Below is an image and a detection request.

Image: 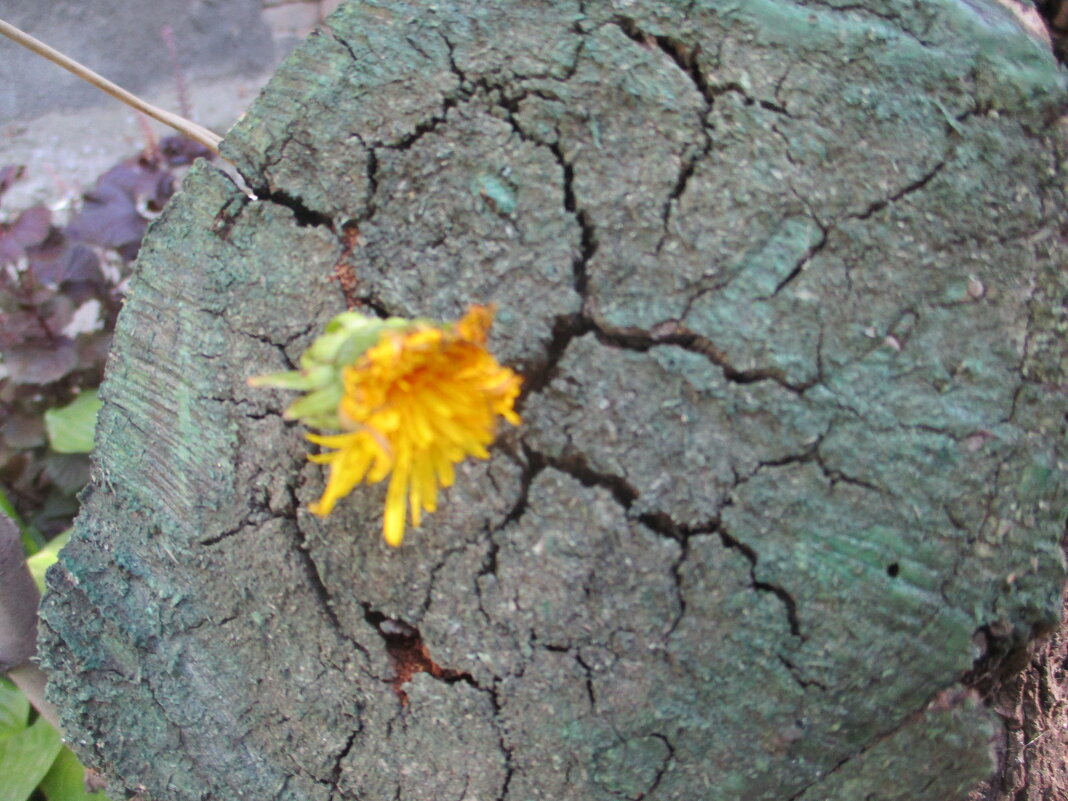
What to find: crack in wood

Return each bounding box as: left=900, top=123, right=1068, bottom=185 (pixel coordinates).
left=360, top=605, right=481, bottom=705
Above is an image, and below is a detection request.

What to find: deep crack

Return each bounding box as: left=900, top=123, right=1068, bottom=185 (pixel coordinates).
left=360, top=606, right=481, bottom=704
left=543, top=451, right=639, bottom=511
left=574, top=651, right=597, bottom=708
left=383, top=95, right=461, bottom=150
left=766, top=222, right=829, bottom=298
left=719, top=525, right=804, bottom=639
left=326, top=727, right=360, bottom=801
left=288, top=501, right=343, bottom=633
left=544, top=139, right=597, bottom=297
left=853, top=160, right=947, bottom=221
left=666, top=535, right=692, bottom=637
left=485, top=679, right=515, bottom=801
left=516, top=313, right=591, bottom=403
left=261, top=188, right=335, bottom=229
left=612, top=17, right=718, bottom=250
left=613, top=17, right=712, bottom=105
left=590, top=318, right=817, bottom=393
left=531, top=449, right=718, bottom=549
left=779, top=653, right=828, bottom=692
left=645, top=732, right=676, bottom=798
left=490, top=445, right=546, bottom=537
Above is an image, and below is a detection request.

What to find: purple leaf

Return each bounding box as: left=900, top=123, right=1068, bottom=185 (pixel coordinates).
left=0, top=201, right=50, bottom=264
left=76, top=332, right=112, bottom=376
left=65, top=157, right=175, bottom=260
left=0, top=512, right=39, bottom=671
left=28, top=240, right=102, bottom=288
left=160, top=135, right=214, bottom=166
left=3, top=340, right=78, bottom=385
left=0, top=310, right=50, bottom=348
left=0, top=233, right=21, bottom=266
left=0, top=206, right=52, bottom=265
left=65, top=186, right=146, bottom=256
left=2, top=414, right=45, bottom=450
left=43, top=453, right=91, bottom=494
left=0, top=165, right=25, bottom=204
left=41, top=295, right=75, bottom=336
left=11, top=206, right=51, bottom=247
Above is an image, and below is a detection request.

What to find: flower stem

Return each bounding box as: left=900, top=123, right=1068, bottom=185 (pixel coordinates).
left=0, top=18, right=222, bottom=155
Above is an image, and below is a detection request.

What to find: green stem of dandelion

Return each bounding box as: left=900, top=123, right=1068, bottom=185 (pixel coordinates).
left=0, top=17, right=222, bottom=155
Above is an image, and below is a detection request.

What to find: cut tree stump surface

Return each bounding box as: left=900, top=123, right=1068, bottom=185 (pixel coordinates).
left=39, top=2, right=1068, bottom=800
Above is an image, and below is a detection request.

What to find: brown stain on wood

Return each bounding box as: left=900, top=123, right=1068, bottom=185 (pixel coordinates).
left=377, top=618, right=475, bottom=705
left=332, top=221, right=362, bottom=309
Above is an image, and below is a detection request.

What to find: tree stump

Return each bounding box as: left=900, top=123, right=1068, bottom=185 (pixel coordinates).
left=39, top=2, right=1068, bottom=800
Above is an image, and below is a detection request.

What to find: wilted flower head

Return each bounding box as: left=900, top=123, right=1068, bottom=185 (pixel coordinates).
left=251, top=305, right=521, bottom=547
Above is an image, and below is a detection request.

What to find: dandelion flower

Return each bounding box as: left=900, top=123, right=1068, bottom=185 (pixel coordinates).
left=300, top=305, right=521, bottom=546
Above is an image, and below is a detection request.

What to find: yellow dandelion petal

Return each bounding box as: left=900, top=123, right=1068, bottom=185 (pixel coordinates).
left=307, top=431, right=358, bottom=449
left=384, top=469, right=408, bottom=547
left=432, top=447, right=456, bottom=489
left=404, top=403, right=436, bottom=448
left=455, top=304, right=492, bottom=343
left=308, top=430, right=387, bottom=516
left=413, top=453, right=438, bottom=514
left=409, top=458, right=432, bottom=531
left=366, top=448, right=393, bottom=484
left=307, top=304, right=521, bottom=546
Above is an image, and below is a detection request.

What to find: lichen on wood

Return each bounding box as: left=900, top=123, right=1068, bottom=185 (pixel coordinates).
left=38, top=2, right=1068, bottom=800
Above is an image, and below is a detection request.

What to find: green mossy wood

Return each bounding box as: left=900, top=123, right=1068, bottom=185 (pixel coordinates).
left=38, top=2, right=1067, bottom=800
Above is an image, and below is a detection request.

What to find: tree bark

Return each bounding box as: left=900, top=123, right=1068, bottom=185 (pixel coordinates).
left=39, top=2, right=1068, bottom=800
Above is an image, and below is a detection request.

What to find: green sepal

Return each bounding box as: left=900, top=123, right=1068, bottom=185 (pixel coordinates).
left=283, top=385, right=344, bottom=430
left=249, top=311, right=425, bottom=431
left=248, top=364, right=334, bottom=392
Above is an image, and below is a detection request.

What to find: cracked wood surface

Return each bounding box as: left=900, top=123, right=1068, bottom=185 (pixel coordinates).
left=37, top=2, right=1068, bottom=800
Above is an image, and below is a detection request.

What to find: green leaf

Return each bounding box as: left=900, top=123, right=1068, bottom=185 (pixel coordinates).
left=26, top=530, right=71, bottom=594
left=44, top=391, right=102, bottom=454
left=0, top=489, right=45, bottom=555
left=0, top=715, right=63, bottom=801
left=40, top=746, right=111, bottom=801
left=0, top=679, right=30, bottom=737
